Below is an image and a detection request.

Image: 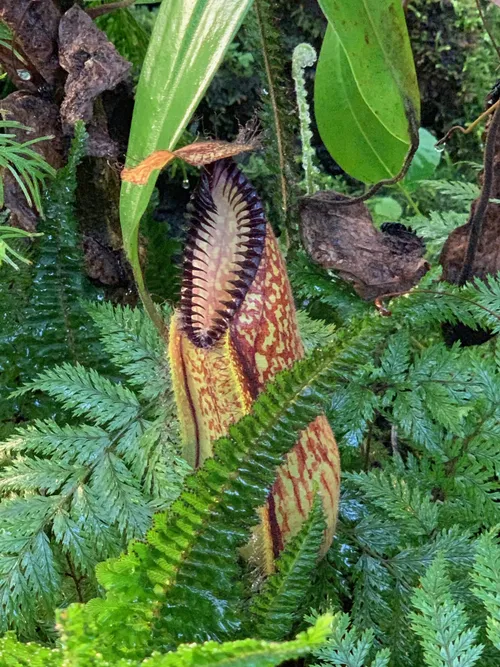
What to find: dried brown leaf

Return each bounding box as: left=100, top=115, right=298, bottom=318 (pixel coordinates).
left=300, top=191, right=429, bottom=300
left=121, top=140, right=257, bottom=185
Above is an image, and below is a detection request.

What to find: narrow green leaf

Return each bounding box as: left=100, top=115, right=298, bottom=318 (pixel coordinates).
left=248, top=494, right=326, bottom=641
left=119, top=0, right=254, bottom=277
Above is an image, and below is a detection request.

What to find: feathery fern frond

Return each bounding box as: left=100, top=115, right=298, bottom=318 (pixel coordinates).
left=0, top=121, right=104, bottom=438
left=14, top=363, right=142, bottom=430
left=471, top=529, right=500, bottom=650
left=0, top=632, right=62, bottom=667
left=420, top=180, right=479, bottom=207
left=60, top=320, right=375, bottom=659
left=0, top=303, right=187, bottom=636
left=346, top=470, right=439, bottom=538
left=311, top=611, right=391, bottom=667
left=0, top=119, right=55, bottom=213
left=410, top=554, right=484, bottom=667
left=86, top=301, right=171, bottom=400
left=296, top=310, right=337, bottom=354
left=248, top=494, right=326, bottom=641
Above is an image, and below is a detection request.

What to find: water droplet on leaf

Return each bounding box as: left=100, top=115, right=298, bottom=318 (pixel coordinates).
left=16, top=69, right=31, bottom=81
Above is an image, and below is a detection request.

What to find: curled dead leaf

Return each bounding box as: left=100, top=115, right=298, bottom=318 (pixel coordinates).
left=299, top=191, right=429, bottom=300
left=121, top=140, right=258, bottom=185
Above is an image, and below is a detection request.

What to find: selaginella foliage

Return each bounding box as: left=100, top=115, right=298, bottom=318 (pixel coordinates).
left=3, top=255, right=500, bottom=664
left=0, top=298, right=188, bottom=638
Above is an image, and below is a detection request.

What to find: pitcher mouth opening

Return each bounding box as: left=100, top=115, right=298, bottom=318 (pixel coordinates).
left=180, top=159, right=267, bottom=349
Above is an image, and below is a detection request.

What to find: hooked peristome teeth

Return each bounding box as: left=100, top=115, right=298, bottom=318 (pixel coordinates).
left=180, top=159, right=267, bottom=349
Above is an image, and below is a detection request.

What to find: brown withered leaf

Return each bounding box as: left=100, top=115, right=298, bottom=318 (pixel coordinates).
left=0, top=0, right=61, bottom=90
left=1, top=92, right=64, bottom=231
left=440, top=127, right=500, bottom=284
left=58, top=6, right=131, bottom=128
left=299, top=192, right=429, bottom=300
left=439, top=206, right=500, bottom=284
left=121, top=140, right=258, bottom=185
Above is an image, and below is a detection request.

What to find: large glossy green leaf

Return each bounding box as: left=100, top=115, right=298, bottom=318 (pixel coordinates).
left=119, top=0, right=253, bottom=280
left=315, top=26, right=409, bottom=183
left=317, top=0, right=419, bottom=143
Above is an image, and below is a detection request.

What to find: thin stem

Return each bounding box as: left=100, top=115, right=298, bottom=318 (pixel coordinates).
left=374, top=288, right=500, bottom=324
left=475, top=0, right=500, bottom=62
left=65, top=553, right=84, bottom=603
left=396, top=182, right=421, bottom=216
left=132, top=263, right=168, bottom=341
left=254, top=1, right=288, bottom=221
left=458, top=107, right=500, bottom=285
left=363, top=422, right=373, bottom=471
left=86, top=0, right=136, bottom=19
left=436, top=98, right=500, bottom=147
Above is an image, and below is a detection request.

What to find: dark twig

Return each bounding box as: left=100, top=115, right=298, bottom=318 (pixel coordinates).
left=475, top=0, right=500, bottom=62
left=86, top=0, right=136, bottom=19
left=331, top=125, right=419, bottom=206
left=459, top=106, right=500, bottom=285
left=436, top=98, right=500, bottom=147
left=65, top=553, right=84, bottom=603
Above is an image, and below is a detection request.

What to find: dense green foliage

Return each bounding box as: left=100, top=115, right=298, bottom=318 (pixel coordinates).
left=2, top=0, right=500, bottom=665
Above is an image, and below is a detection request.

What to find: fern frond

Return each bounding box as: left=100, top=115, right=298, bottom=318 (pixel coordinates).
left=86, top=302, right=171, bottom=400
left=0, top=120, right=55, bottom=213
left=14, top=363, right=141, bottom=430
left=345, top=470, right=439, bottom=538
left=57, top=606, right=332, bottom=667
left=146, top=614, right=333, bottom=667
left=0, top=223, right=41, bottom=270
left=248, top=494, right=326, bottom=641
left=0, top=303, right=186, bottom=634
left=311, top=611, right=391, bottom=667
left=471, top=529, right=500, bottom=650
left=421, top=180, right=479, bottom=207
left=410, top=554, right=484, bottom=667
left=0, top=121, right=104, bottom=436
left=296, top=310, right=337, bottom=354
left=61, top=322, right=374, bottom=659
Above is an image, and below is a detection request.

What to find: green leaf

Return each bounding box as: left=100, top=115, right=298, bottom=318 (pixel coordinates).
left=248, top=494, right=327, bottom=641
left=404, top=129, right=442, bottom=186
left=410, top=554, right=484, bottom=667
left=119, top=0, right=254, bottom=279
left=143, top=614, right=333, bottom=667
left=370, top=197, right=403, bottom=222
left=0, top=632, right=62, bottom=666
left=317, top=0, right=420, bottom=143
left=314, top=0, right=420, bottom=184
left=315, top=26, right=410, bottom=183
left=471, top=529, right=500, bottom=650
left=312, top=611, right=390, bottom=667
